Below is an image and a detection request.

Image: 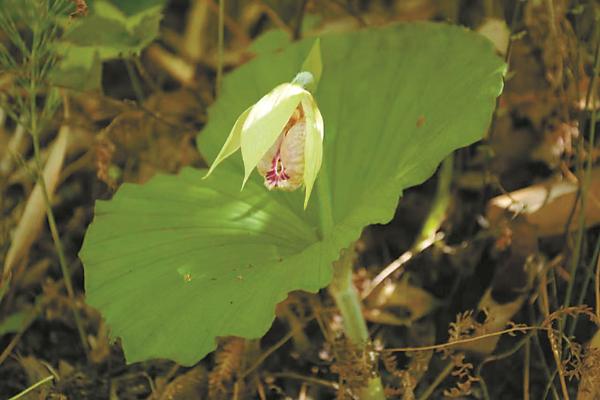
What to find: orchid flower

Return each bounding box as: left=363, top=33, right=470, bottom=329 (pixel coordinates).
left=205, top=40, right=323, bottom=208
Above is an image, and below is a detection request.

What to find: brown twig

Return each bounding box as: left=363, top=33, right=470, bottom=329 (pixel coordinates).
left=240, top=322, right=308, bottom=379
left=268, top=372, right=339, bottom=390
left=253, top=0, right=293, bottom=37
left=204, top=0, right=251, bottom=46
left=292, top=0, right=309, bottom=40
left=385, top=326, right=538, bottom=354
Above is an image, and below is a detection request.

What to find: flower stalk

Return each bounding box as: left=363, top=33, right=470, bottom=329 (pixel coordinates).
left=329, top=247, right=386, bottom=400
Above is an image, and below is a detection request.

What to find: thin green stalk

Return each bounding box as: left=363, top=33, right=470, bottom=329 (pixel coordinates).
left=26, top=5, right=88, bottom=354
left=31, top=134, right=88, bottom=353
left=125, top=59, right=145, bottom=103
left=547, top=324, right=569, bottom=400
left=542, top=369, right=559, bottom=400
left=216, top=0, right=224, bottom=96
left=597, top=247, right=600, bottom=321
left=563, top=29, right=600, bottom=314
left=479, top=377, right=491, bottom=400
left=416, top=361, right=453, bottom=400
left=567, top=234, right=600, bottom=337
left=524, top=338, right=530, bottom=400
left=362, top=154, right=453, bottom=300
left=8, top=375, right=54, bottom=400
left=329, top=248, right=385, bottom=400
left=414, top=154, right=452, bottom=251
left=330, top=251, right=368, bottom=341
left=532, top=329, right=560, bottom=400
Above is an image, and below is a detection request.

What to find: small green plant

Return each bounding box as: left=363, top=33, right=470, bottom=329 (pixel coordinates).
left=0, top=0, right=87, bottom=349
left=79, top=20, right=505, bottom=398
left=0, top=0, right=171, bottom=359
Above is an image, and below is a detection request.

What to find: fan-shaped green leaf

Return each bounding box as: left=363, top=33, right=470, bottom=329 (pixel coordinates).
left=82, top=168, right=341, bottom=365
left=80, top=23, right=504, bottom=365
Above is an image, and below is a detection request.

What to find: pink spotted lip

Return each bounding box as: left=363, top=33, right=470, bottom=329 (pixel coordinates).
left=257, top=106, right=306, bottom=191
left=263, top=150, right=290, bottom=188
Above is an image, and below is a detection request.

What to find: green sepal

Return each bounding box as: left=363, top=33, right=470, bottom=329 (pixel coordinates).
left=204, top=106, right=251, bottom=178
left=302, top=97, right=324, bottom=208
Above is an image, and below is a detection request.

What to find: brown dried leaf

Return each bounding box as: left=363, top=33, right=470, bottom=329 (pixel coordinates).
left=17, top=355, right=54, bottom=399
left=88, top=320, right=111, bottom=364
left=149, top=366, right=206, bottom=400
left=208, top=337, right=245, bottom=400
left=577, top=330, right=600, bottom=400
left=3, top=126, right=69, bottom=277
left=364, top=277, right=438, bottom=326
left=477, top=18, right=510, bottom=55
left=487, top=168, right=600, bottom=237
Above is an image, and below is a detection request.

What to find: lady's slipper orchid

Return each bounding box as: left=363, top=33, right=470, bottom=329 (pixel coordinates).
left=205, top=41, right=324, bottom=208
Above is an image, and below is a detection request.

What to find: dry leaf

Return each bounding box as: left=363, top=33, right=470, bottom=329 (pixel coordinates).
left=477, top=18, right=510, bottom=55
left=577, top=330, right=600, bottom=400
left=487, top=168, right=600, bottom=237
left=154, top=366, right=206, bottom=400
left=17, top=355, right=54, bottom=400
left=364, top=277, right=438, bottom=326
left=3, top=126, right=69, bottom=278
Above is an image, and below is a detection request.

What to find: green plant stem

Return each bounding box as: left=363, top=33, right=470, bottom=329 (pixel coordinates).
left=563, top=30, right=600, bottom=314
left=329, top=248, right=385, bottom=400
left=414, top=154, right=452, bottom=250
left=417, top=361, right=453, bottom=400
left=330, top=255, right=368, bottom=341
left=528, top=306, right=560, bottom=400
left=31, top=135, right=88, bottom=354
left=8, top=375, right=54, bottom=400
left=542, top=369, right=559, bottom=400
left=125, top=58, right=145, bottom=103
left=362, top=154, right=453, bottom=300
left=547, top=325, right=569, bottom=400
left=524, top=338, right=530, bottom=400
left=480, top=377, right=491, bottom=400
left=27, top=16, right=88, bottom=354
left=567, top=234, right=600, bottom=337
left=597, top=247, right=600, bottom=322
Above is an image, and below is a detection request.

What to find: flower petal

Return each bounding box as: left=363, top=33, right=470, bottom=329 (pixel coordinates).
left=240, top=83, right=308, bottom=187
left=302, top=97, right=324, bottom=208
left=204, top=106, right=252, bottom=178
left=280, top=120, right=306, bottom=188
